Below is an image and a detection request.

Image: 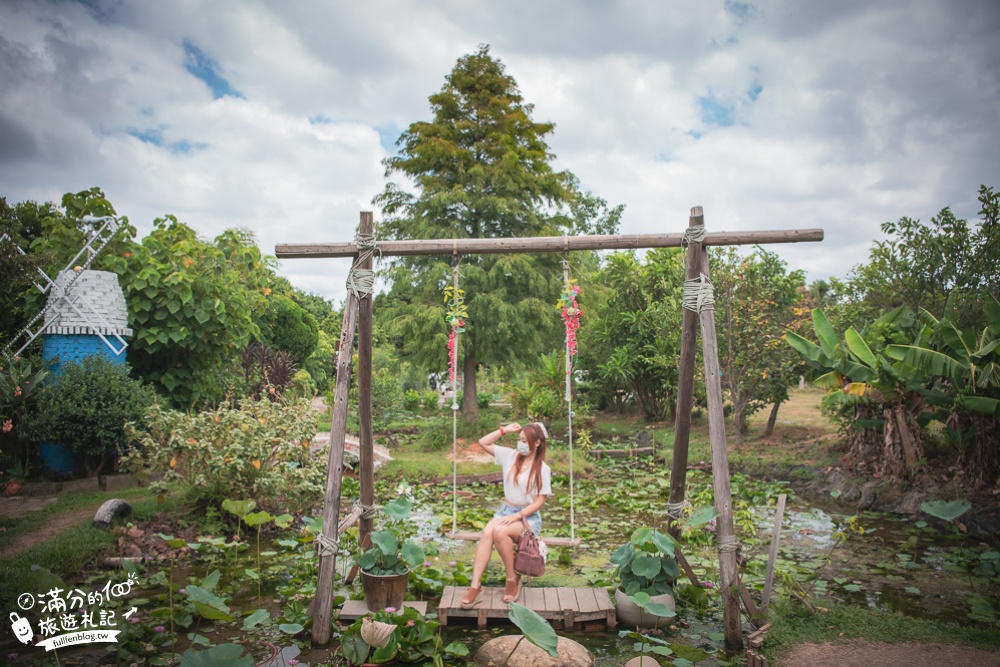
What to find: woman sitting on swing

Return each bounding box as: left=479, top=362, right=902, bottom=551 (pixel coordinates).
left=460, top=421, right=552, bottom=608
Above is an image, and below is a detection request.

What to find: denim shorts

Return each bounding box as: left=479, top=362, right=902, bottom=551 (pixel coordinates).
left=495, top=502, right=542, bottom=536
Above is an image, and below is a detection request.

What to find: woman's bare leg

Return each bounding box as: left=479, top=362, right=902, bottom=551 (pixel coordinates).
left=494, top=520, right=524, bottom=580
left=470, top=518, right=501, bottom=587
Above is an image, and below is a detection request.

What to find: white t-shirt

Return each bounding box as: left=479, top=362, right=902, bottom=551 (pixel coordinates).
left=494, top=446, right=552, bottom=507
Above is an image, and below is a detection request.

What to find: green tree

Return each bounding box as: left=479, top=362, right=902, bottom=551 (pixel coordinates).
left=712, top=247, right=806, bottom=445
left=104, top=218, right=272, bottom=407
left=585, top=249, right=685, bottom=421
left=374, top=45, right=620, bottom=419
left=886, top=293, right=1000, bottom=487
left=257, top=294, right=319, bottom=365
left=787, top=308, right=930, bottom=481
left=843, top=185, right=999, bottom=328
left=0, top=198, right=52, bottom=346
left=25, top=357, right=155, bottom=477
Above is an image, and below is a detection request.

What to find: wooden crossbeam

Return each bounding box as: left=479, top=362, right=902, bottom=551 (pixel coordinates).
left=444, top=530, right=581, bottom=547
left=276, top=229, right=823, bottom=259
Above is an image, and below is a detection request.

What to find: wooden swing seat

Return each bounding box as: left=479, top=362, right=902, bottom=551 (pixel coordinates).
left=444, top=530, right=581, bottom=547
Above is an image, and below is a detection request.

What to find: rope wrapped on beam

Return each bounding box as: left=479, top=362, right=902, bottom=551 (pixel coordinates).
left=682, top=225, right=707, bottom=248
left=346, top=232, right=379, bottom=300
left=666, top=499, right=690, bottom=519
left=315, top=533, right=340, bottom=557
left=354, top=501, right=379, bottom=521
left=717, top=535, right=741, bottom=553
left=683, top=274, right=715, bottom=313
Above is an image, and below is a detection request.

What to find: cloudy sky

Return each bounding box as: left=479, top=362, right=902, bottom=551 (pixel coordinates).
left=1, top=0, right=997, bottom=304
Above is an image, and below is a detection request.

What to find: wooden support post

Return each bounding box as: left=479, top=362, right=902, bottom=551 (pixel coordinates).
left=694, top=211, right=743, bottom=650
left=357, top=211, right=376, bottom=564
left=668, top=207, right=706, bottom=537
left=310, top=213, right=371, bottom=647
left=761, top=493, right=786, bottom=618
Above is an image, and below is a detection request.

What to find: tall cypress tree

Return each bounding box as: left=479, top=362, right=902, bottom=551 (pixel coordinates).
left=375, top=45, right=619, bottom=419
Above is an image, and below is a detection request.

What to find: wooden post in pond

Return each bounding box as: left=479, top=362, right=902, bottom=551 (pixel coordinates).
left=310, top=213, right=373, bottom=647
left=667, top=207, right=707, bottom=538
left=689, top=213, right=743, bottom=650
left=357, top=211, right=376, bottom=564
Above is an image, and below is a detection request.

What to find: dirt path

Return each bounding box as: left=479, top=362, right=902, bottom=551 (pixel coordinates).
left=778, top=641, right=1000, bottom=666
left=0, top=501, right=99, bottom=558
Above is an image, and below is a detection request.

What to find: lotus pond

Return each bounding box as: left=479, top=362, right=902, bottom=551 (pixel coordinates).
left=5, top=451, right=998, bottom=666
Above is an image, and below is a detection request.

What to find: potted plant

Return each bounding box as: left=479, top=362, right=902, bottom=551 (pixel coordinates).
left=356, top=497, right=426, bottom=612
left=610, top=526, right=680, bottom=627
left=3, top=458, right=29, bottom=496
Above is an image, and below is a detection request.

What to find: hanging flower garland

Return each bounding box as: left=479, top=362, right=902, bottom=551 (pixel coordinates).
left=559, top=279, right=582, bottom=358
left=443, top=284, right=467, bottom=385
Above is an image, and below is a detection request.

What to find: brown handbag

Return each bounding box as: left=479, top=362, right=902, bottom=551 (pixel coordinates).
left=514, top=528, right=545, bottom=577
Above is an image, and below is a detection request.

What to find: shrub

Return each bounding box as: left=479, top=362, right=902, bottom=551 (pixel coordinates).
left=422, top=391, right=439, bottom=411
left=25, top=357, right=154, bottom=476
left=477, top=392, right=491, bottom=409
left=403, top=389, right=422, bottom=412
left=528, top=387, right=560, bottom=421
left=419, top=413, right=505, bottom=452
left=121, top=397, right=327, bottom=513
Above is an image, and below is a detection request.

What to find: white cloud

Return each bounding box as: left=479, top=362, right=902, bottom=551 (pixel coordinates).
left=1, top=0, right=997, bottom=307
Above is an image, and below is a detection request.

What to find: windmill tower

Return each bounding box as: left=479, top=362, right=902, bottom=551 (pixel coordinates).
left=2, top=215, right=132, bottom=474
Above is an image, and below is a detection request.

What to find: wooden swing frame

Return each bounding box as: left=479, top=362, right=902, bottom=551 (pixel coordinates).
left=276, top=210, right=823, bottom=649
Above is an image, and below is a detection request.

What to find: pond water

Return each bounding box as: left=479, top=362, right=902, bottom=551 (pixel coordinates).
left=7, top=459, right=996, bottom=666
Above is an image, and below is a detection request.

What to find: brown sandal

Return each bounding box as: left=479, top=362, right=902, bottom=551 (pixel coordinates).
left=460, top=585, right=483, bottom=608
left=502, top=576, right=522, bottom=604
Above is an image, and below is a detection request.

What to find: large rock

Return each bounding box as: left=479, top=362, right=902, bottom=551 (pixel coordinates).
left=475, top=635, right=594, bottom=667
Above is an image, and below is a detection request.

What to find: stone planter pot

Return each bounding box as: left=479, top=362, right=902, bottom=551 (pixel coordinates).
left=614, top=588, right=675, bottom=628
left=360, top=570, right=409, bottom=612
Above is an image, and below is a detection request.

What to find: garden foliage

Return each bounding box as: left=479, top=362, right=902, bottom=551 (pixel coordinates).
left=122, top=397, right=326, bottom=513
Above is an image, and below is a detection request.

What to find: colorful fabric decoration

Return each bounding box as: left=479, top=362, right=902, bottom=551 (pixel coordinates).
left=443, top=284, right=467, bottom=385
left=559, top=280, right=582, bottom=358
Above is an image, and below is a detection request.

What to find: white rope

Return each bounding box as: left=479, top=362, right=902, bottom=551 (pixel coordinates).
left=666, top=500, right=689, bottom=519
left=346, top=232, right=379, bottom=300
left=683, top=273, right=715, bottom=313
left=315, top=532, right=340, bottom=557
left=682, top=224, right=707, bottom=248
left=563, top=260, right=576, bottom=545
left=717, top=535, right=741, bottom=553
left=451, top=262, right=460, bottom=535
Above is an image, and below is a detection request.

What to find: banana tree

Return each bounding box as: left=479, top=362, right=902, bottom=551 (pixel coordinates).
left=786, top=307, right=930, bottom=480
left=885, top=292, right=1000, bottom=486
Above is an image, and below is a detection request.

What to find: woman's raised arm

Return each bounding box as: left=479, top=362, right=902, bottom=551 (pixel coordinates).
left=477, top=422, right=521, bottom=456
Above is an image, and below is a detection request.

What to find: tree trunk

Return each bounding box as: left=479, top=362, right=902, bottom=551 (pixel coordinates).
left=462, top=352, right=479, bottom=420
left=732, top=390, right=748, bottom=447
left=879, top=403, right=923, bottom=481
left=763, top=402, right=780, bottom=437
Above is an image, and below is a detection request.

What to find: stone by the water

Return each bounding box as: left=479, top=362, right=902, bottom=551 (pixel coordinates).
left=625, top=657, right=662, bottom=667
left=474, top=635, right=594, bottom=667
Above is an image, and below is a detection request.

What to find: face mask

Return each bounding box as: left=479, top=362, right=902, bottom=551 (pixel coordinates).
left=517, top=441, right=531, bottom=456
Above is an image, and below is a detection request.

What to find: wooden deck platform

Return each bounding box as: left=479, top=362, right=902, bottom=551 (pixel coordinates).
left=338, top=600, right=428, bottom=622
left=438, top=585, right=615, bottom=631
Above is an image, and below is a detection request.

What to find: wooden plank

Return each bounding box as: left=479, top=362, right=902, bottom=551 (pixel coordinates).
left=575, top=588, right=601, bottom=615
left=696, top=234, right=743, bottom=651
left=748, top=622, right=773, bottom=649
left=523, top=586, right=544, bottom=612
left=675, top=547, right=702, bottom=588
left=444, top=531, right=581, bottom=547
left=357, top=210, right=375, bottom=563
left=310, top=214, right=368, bottom=647
left=276, top=228, right=825, bottom=259
left=668, top=208, right=706, bottom=538
left=428, top=471, right=504, bottom=485
left=739, top=586, right=760, bottom=619
left=761, top=494, right=786, bottom=618
left=543, top=587, right=560, bottom=613
left=556, top=587, right=577, bottom=630
left=339, top=600, right=427, bottom=621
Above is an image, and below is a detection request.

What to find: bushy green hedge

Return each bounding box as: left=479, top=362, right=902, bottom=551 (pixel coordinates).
left=25, top=357, right=154, bottom=476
